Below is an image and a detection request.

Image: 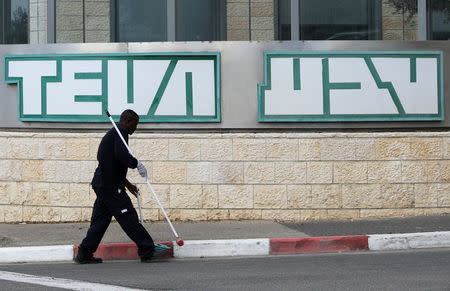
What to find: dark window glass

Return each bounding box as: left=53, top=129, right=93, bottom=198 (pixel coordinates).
left=276, top=0, right=291, bottom=40
left=175, top=0, right=226, bottom=41
left=116, top=0, right=167, bottom=42
left=299, top=0, right=381, bottom=40
left=428, top=0, right=450, bottom=40
left=1, top=0, right=29, bottom=44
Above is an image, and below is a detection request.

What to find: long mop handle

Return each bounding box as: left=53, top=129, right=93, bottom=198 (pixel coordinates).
left=145, top=178, right=179, bottom=238
left=105, top=111, right=184, bottom=246
left=136, top=186, right=144, bottom=225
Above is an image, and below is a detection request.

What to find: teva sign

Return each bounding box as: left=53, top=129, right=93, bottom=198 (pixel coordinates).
left=4, top=53, right=220, bottom=122
left=258, top=51, right=444, bottom=122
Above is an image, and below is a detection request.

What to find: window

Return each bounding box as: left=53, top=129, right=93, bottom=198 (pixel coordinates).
left=300, top=0, right=382, bottom=40
left=428, top=0, right=450, bottom=40
left=276, top=0, right=291, bottom=40
left=176, top=0, right=226, bottom=41
left=115, top=0, right=167, bottom=42
left=114, top=0, right=226, bottom=42
left=0, top=0, right=28, bottom=44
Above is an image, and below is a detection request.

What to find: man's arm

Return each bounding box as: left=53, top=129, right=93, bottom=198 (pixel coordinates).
left=113, top=129, right=138, bottom=169
left=125, top=178, right=138, bottom=197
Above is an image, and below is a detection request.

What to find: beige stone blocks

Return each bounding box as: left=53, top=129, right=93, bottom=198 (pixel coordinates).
left=152, top=162, right=186, bottom=184
left=254, top=185, right=287, bottom=208
left=219, top=185, right=253, bottom=208
left=0, top=131, right=448, bottom=222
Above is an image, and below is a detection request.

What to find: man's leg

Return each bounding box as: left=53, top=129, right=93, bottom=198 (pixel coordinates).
left=76, top=188, right=112, bottom=263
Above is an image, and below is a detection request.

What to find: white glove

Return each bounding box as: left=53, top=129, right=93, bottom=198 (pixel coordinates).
left=137, top=161, right=147, bottom=178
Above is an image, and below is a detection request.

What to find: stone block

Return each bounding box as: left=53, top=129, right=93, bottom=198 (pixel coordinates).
left=368, top=161, right=401, bottom=183
left=310, top=184, right=342, bottom=208
left=300, top=210, right=328, bottom=221
left=0, top=160, right=22, bottom=181
left=227, top=2, right=249, bottom=17
left=227, top=16, right=249, bottom=30
left=414, top=184, right=438, bottom=207
left=10, top=182, right=32, bottom=205
left=251, top=17, right=273, bottom=30
left=261, top=209, right=300, bottom=221
left=227, top=29, right=249, bottom=41
left=187, top=162, right=211, bottom=184
left=266, top=139, right=298, bottom=160
left=320, top=138, right=355, bottom=160
left=38, top=138, right=66, bottom=159
left=360, top=208, right=421, bottom=219
left=49, top=183, right=70, bottom=206
left=153, top=162, right=186, bottom=184
left=436, top=184, right=450, bottom=207
left=169, top=139, right=201, bottom=160
left=426, top=161, right=450, bottom=182
left=56, top=30, right=83, bottom=43
left=334, top=162, right=368, bottom=183
left=56, top=15, right=83, bottom=30
left=382, top=30, right=403, bottom=40
left=232, top=139, right=266, bottom=160
left=254, top=185, right=287, bottom=208
left=170, top=185, right=203, bottom=208
left=23, top=206, right=44, bottom=222
left=327, top=210, right=359, bottom=220
left=66, top=138, right=90, bottom=160
left=61, top=207, right=82, bottom=222
left=22, top=160, right=43, bottom=181
left=286, top=184, right=311, bottom=208
left=229, top=209, right=262, bottom=220
left=134, top=139, right=169, bottom=161
left=29, top=182, right=50, bottom=205
left=166, top=209, right=208, bottom=221
left=443, top=138, right=450, bottom=159
left=206, top=209, right=230, bottom=221
left=218, top=185, right=253, bottom=208
left=85, top=30, right=110, bottom=43
left=0, top=182, right=14, bottom=203
left=141, top=208, right=159, bottom=221
left=342, top=184, right=380, bottom=208
left=85, top=1, right=109, bottom=16
left=81, top=207, right=93, bottom=221
left=43, top=207, right=61, bottom=222
left=251, top=29, right=274, bottom=41
left=274, top=162, right=306, bottom=184
left=244, top=162, right=274, bottom=183
left=211, top=162, right=243, bottom=184
left=422, top=208, right=450, bottom=216
left=409, top=138, right=442, bottom=159
left=379, top=184, right=415, bottom=208
left=401, top=161, right=427, bottom=183
left=56, top=0, right=83, bottom=15
left=354, top=139, right=376, bottom=160
left=298, top=139, right=321, bottom=161
left=141, top=184, right=169, bottom=209
left=201, top=139, right=233, bottom=161
left=8, top=138, right=39, bottom=159
left=4, top=205, right=22, bottom=222
left=69, top=183, right=90, bottom=206
left=85, top=16, right=110, bottom=31
left=202, top=185, right=219, bottom=208
left=251, top=2, right=274, bottom=17
left=306, top=162, right=333, bottom=184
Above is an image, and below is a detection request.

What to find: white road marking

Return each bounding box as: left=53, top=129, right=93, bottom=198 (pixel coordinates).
left=0, top=270, right=145, bottom=291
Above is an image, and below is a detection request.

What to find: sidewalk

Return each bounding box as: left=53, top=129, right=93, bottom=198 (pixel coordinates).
left=0, top=215, right=449, bottom=263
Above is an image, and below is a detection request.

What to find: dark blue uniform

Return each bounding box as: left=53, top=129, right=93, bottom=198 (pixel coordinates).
left=78, top=124, right=155, bottom=260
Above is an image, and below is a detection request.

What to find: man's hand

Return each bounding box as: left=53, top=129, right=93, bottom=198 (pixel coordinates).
left=126, top=183, right=139, bottom=197
left=137, top=161, right=147, bottom=178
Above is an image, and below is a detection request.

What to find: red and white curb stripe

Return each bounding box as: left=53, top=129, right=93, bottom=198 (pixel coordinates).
left=1, top=231, right=449, bottom=263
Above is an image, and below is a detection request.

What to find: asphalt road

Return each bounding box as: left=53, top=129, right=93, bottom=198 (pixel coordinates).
left=0, top=249, right=449, bottom=290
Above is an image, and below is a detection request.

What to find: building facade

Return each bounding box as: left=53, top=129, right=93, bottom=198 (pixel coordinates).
left=0, top=0, right=449, bottom=223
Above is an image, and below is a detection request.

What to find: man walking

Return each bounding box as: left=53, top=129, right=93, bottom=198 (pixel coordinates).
left=75, top=109, right=168, bottom=264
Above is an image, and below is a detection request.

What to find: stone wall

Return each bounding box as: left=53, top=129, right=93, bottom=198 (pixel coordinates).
left=0, top=131, right=448, bottom=223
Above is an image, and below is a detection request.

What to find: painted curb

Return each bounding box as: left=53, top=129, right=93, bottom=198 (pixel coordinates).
left=368, top=231, right=450, bottom=250
left=270, top=236, right=369, bottom=255
left=1, top=231, right=450, bottom=263
left=0, top=245, right=74, bottom=263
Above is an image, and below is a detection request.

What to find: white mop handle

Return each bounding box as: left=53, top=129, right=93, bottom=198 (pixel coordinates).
left=136, top=188, right=144, bottom=225
left=105, top=111, right=133, bottom=155
left=145, top=178, right=179, bottom=238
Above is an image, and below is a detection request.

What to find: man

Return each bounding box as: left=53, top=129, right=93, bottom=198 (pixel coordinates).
left=75, top=109, right=168, bottom=264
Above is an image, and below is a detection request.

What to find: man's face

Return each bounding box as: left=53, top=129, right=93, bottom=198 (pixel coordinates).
left=122, top=119, right=138, bottom=135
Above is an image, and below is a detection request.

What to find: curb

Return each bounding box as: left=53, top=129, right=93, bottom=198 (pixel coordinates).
left=1, top=231, right=449, bottom=263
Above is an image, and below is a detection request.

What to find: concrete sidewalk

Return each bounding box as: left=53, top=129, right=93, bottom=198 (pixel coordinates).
left=0, top=215, right=449, bottom=263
